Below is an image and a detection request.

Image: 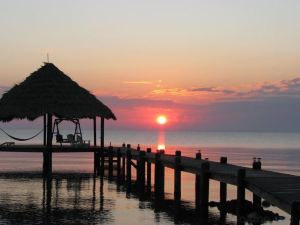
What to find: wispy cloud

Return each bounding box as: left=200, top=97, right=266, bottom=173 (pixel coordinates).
left=123, top=81, right=153, bottom=85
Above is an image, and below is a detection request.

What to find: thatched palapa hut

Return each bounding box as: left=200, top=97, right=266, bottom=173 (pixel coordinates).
left=0, top=63, right=116, bottom=147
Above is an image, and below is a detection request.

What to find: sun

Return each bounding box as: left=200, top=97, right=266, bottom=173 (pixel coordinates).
left=156, top=115, right=167, bottom=125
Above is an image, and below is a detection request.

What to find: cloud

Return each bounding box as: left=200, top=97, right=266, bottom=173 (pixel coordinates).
left=123, top=81, right=153, bottom=85
left=190, top=87, right=237, bottom=95
left=187, top=77, right=300, bottom=101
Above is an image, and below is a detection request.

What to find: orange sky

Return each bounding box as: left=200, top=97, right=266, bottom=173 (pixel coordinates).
left=1, top=1, right=300, bottom=131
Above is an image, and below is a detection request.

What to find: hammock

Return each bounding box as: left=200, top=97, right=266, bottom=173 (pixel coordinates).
left=0, top=127, right=44, bottom=141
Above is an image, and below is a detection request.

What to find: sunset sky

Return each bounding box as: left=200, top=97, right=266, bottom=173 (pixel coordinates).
left=1, top=0, right=300, bottom=131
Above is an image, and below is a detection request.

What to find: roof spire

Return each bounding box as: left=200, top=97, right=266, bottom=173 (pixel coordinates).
left=46, top=53, right=50, bottom=63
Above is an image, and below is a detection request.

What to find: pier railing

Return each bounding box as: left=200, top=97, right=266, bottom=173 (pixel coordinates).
left=100, top=145, right=300, bottom=225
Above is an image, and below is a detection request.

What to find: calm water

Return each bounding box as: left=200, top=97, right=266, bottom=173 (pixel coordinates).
left=0, top=129, right=299, bottom=224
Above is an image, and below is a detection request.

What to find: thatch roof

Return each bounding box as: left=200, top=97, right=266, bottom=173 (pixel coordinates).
left=0, top=63, right=116, bottom=122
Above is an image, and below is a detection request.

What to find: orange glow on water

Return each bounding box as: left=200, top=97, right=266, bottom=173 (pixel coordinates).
left=156, top=115, right=167, bottom=125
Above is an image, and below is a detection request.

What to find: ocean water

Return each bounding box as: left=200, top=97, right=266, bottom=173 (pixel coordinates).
left=0, top=129, right=299, bottom=224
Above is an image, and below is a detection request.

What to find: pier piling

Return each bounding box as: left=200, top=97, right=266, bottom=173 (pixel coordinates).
left=146, top=148, right=152, bottom=193
left=197, top=162, right=210, bottom=213
left=126, top=144, right=132, bottom=190
left=108, top=146, right=113, bottom=178
left=237, top=169, right=246, bottom=215
left=174, top=150, right=182, bottom=204
left=252, top=158, right=262, bottom=207
left=291, top=202, right=300, bottom=225
left=117, top=148, right=121, bottom=180
left=220, top=157, right=227, bottom=205
left=155, top=151, right=165, bottom=199
left=137, top=151, right=146, bottom=191
left=195, top=152, right=202, bottom=210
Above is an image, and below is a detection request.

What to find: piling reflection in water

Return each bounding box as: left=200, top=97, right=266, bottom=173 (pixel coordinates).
left=0, top=173, right=113, bottom=225
left=0, top=172, right=237, bottom=225
left=0, top=170, right=287, bottom=225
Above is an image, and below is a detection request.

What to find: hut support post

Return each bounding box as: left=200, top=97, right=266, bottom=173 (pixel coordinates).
left=93, top=117, right=97, bottom=146
left=126, top=144, right=132, bottom=190
left=100, top=117, right=104, bottom=148
left=237, top=169, right=246, bottom=216
left=137, top=151, right=146, bottom=192
left=43, top=148, right=52, bottom=177
left=155, top=151, right=165, bottom=199
left=174, top=151, right=181, bottom=204
left=44, top=113, right=53, bottom=176
left=46, top=113, right=52, bottom=147
left=146, top=148, right=152, bottom=193
left=291, top=202, right=300, bottom=225
left=93, top=117, right=100, bottom=174
left=220, top=157, right=227, bottom=205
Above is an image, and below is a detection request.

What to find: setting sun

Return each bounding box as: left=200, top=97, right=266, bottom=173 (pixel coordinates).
left=156, top=115, right=167, bottom=125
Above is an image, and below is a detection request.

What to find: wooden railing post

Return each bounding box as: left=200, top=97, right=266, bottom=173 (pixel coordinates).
left=237, top=169, right=246, bottom=216
left=174, top=150, right=182, bottom=204
left=155, top=151, right=165, bottom=199
left=126, top=144, right=132, bottom=190
left=137, top=150, right=146, bottom=191
left=220, top=157, right=227, bottom=205
left=146, top=148, right=152, bottom=193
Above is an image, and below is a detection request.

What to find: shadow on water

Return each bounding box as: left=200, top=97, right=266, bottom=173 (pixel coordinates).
left=0, top=171, right=283, bottom=225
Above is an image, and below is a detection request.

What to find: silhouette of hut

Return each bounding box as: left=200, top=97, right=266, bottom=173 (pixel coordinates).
left=0, top=63, right=116, bottom=147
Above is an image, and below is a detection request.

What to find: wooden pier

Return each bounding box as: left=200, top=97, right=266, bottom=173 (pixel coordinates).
left=0, top=144, right=299, bottom=224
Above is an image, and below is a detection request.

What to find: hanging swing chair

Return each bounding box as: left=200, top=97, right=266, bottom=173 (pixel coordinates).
left=52, top=118, right=89, bottom=146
